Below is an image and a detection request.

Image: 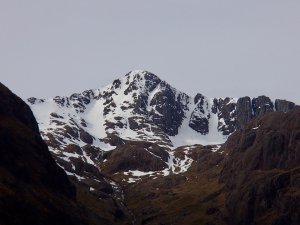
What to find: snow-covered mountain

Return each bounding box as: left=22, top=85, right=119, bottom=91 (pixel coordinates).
left=28, top=70, right=295, bottom=149
left=26, top=70, right=296, bottom=187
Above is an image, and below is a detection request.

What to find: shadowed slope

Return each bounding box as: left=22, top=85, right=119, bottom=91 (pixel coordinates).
left=0, top=82, right=126, bottom=225
left=221, top=108, right=300, bottom=225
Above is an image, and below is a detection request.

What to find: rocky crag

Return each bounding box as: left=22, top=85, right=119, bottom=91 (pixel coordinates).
left=26, top=70, right=296, bottom=189
left=0, top=82, right=130, bottom=225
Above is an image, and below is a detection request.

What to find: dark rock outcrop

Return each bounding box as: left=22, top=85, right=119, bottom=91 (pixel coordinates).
left=221, top=108, right=300, bottom=225
left=150, top=81, right=187, bottom=136
left=275, top=99, right=296, bottom=112
left=79, top=128, right=94, bottom=144
left=252, top=95, right=274, bottom=116
left=215, top=97, right=237, bottom=135
left=101, top=141, right=169, bottom=174
left=189, top=94, right=210, bottom=134
left=0, top=83, right=87, bottom=225
left=236, top=96, right=253, bottom=129
left=213, top=96, right=297, bottom=136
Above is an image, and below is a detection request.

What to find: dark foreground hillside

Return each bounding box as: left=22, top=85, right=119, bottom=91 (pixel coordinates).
left=221, top=108, right=300, bottom=225
left=0, top=82, right=88, bottom=225
left=0, top=82, right=129, bottom=225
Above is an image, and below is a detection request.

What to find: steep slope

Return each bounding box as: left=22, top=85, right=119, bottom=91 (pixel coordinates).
left=26, top=70, right=297, bottom=188
left=220, top=108, right=300, bottom=225
left=26, top=70, right=228, bottom=151
left=0, top=82, right=130, bottom=225
left=111, top=144, right=227, bottom=225
left=110, top=108, right=300, bottom=225
left=27, top=71, right=296, bottom=149
left=0, top=82, right=84, bottom=225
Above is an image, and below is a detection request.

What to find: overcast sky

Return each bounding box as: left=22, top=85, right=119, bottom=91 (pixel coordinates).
left=1, top=0, right=300, bottom=103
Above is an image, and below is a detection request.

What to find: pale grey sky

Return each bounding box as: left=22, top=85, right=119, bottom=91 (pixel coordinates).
left=1, top=0, right=300, bottom=103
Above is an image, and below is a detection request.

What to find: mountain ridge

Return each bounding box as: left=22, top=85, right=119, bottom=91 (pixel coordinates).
left=26, top=70, right=297, bottom=189
left=27, top=70, right=296, bottom=147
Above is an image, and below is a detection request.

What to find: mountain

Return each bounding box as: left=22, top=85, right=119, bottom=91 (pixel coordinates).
left=26, top=70, right=296, bottom=188
left=27, top=70, right=296, bottom=147
left=1, top=71, right=299, bottom=225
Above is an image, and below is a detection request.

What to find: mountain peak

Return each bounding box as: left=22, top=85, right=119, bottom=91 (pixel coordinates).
left=128, top=69, right=149, bottom=75
left=104, top=70, right=164, bottom=96
left=124, top=70, right=162, bottom=84
left=25, top=72, right=298, bottom=196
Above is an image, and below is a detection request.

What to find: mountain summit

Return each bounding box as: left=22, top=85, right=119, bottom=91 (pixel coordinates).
left=26, top=70, right=296, bottom=189
left=27, top=70, right=296, bottom=148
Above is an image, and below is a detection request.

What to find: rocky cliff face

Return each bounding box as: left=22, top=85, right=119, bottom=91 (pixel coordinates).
left=221, top=108, right=300, bottom=225
left=0, top=82, right=130, bottom=225
left=236, top=96, right=253, bottom=129
left=0, top=82, right=84, bottom=225
left=113, top=108, right=300, bottom=225
left=214, top=95, right=296, bottom=133
left=26, top=70, right=297, bottom=191
left=189, top=93, right=210, bottom=134
left=27, top=71, right=297, bottom=148
left=252, top=95, right=274, bottom=116
left=275, top=99, right=296, bottom=112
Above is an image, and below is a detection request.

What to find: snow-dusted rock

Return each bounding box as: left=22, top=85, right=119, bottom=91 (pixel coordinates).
left=26, top=70, right=297, bottom=187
